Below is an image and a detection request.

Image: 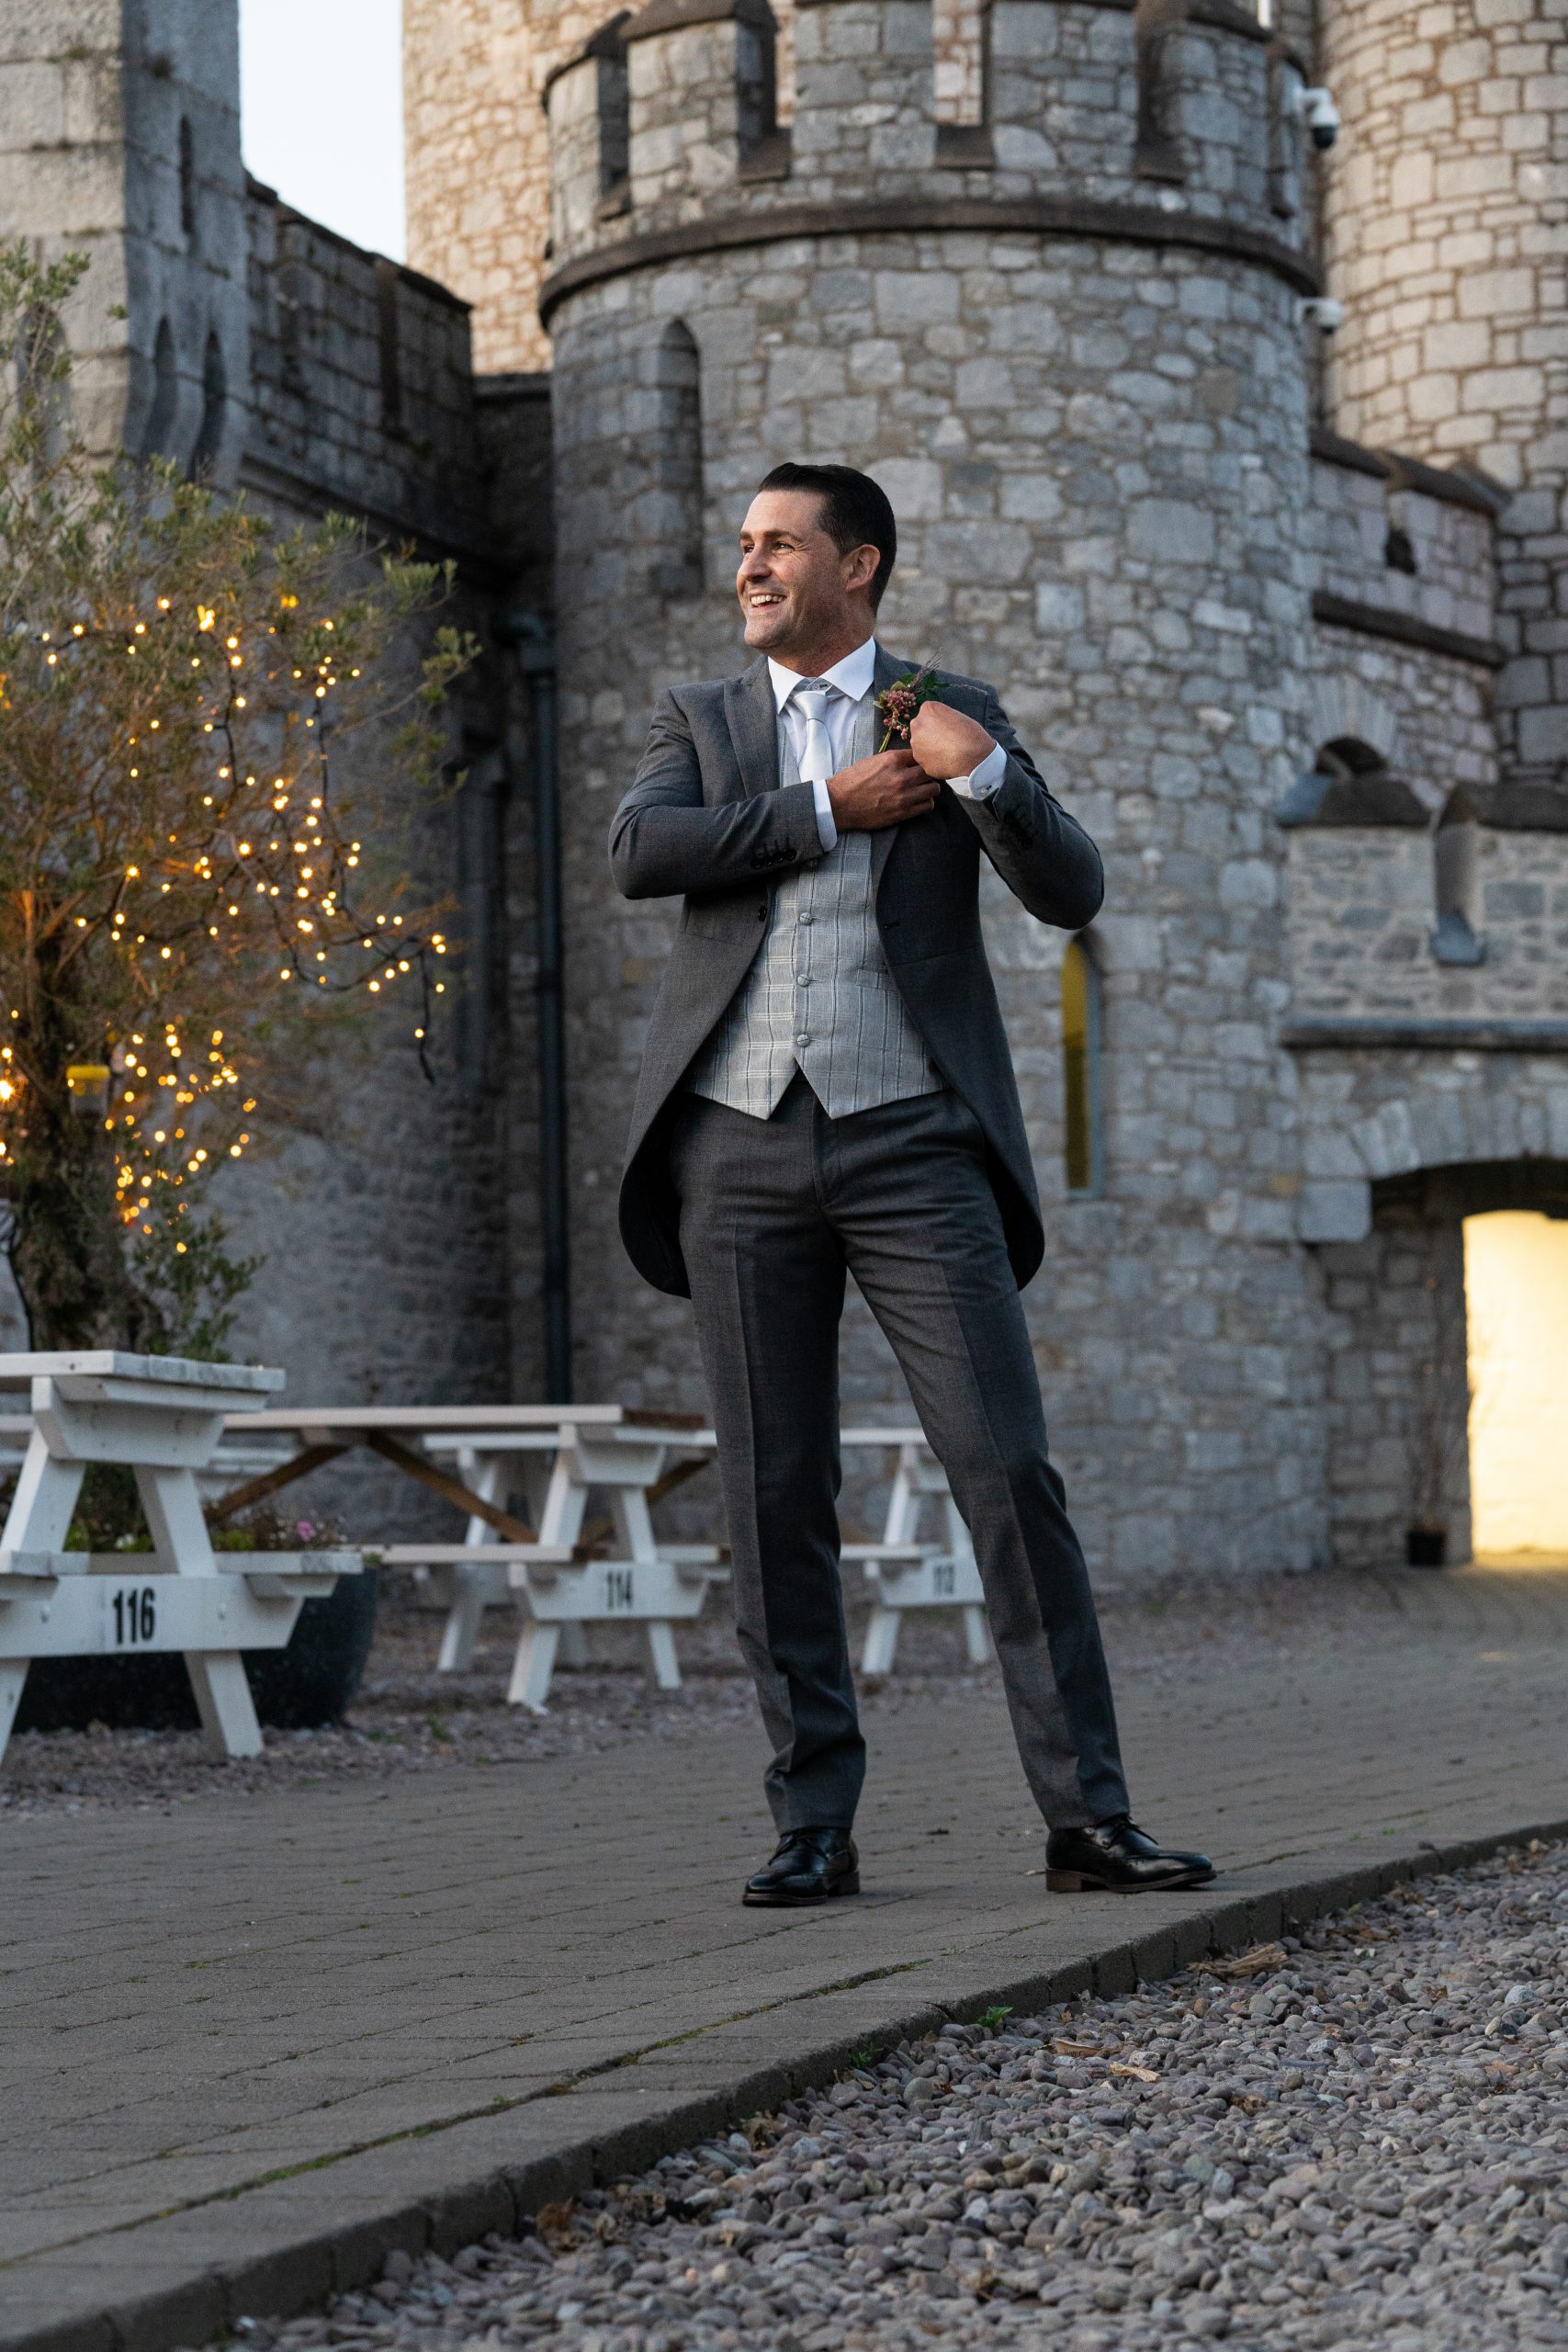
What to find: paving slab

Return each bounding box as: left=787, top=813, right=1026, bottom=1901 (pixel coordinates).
left=2, top=1567, right=1568, bottom=2352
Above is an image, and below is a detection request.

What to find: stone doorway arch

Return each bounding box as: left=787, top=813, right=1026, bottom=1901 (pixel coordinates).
left=1315, top=1153, right=1568, bottom=1568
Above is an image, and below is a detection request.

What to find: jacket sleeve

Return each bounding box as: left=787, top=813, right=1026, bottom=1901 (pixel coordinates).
left=950, top=685, right=1104, bottom=930
left=610, top=689, right=825, bottom=901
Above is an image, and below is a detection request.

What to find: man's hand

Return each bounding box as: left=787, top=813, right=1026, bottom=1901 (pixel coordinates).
left=827, top=748, right=941, bottom=831
left=908, top=699, right=998, bottom=783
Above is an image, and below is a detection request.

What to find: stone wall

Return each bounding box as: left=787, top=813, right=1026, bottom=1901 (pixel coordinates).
left=1319, top=0, right=1568, bottom=790
left=243, top=183, right=491, bottom=557
left=404, top=0, right=614, bottom=375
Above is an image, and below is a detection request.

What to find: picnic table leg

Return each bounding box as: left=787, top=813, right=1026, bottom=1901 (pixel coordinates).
left=945, top=1489, right=991, bottom=1665
left=613, top=1482, right=683, bottom=1691
left=136, top=1464, right=265, bottom=1760
left=0, top=1664, right=26, bottom=1766
left=646, top=1621, right=681, bottom=1690
left=436, top=1450, right=505, bottom=1674
left=2, top=1431, right=85, bottom=1552
left=505, top=1452, right=586, bottom=1711
left=508, top=1621, right=560, bottom=1713
left=861, top=1593, right=900, bottom=1677
left=0, top=1431, right=90, bottom=1765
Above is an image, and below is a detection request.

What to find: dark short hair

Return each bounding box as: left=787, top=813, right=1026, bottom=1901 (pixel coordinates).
left=757, top=462, right=897, bottom=611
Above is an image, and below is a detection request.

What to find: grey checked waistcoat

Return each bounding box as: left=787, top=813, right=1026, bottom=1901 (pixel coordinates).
left=686, top=695, right=943, bottom=1120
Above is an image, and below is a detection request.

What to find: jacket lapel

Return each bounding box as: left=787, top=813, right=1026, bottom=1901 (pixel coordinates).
left=723, top=657, right=781, bottom=798
left=870, top=642, right=915, bottom=896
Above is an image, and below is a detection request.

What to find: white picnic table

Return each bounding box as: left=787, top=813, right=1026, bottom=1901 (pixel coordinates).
left=201, top=1403, right=991, bottom=1711
left=259, top=1411, right=985, bottom=1704
left=211, top=1404, right=722, bottom=1712
left=0, top=1352, right=359, bottom=1766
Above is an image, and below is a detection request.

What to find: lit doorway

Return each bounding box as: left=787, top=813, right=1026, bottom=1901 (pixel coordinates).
left=1464, top=1209, right=1568, bottom=1562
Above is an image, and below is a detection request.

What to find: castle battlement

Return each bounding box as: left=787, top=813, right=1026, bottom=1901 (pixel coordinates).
left=542, top=0, right=1319, bottom=315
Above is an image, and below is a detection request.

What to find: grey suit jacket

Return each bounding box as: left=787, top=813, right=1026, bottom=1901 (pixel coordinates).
left=609, top=644, right=1104, bottom=1297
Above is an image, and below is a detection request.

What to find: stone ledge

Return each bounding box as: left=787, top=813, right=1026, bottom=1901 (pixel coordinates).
left=6, top=1813, right=1567, bottom=2352
left=1283, top=1017, right=1568, bottom=1053
left=1311, top=590, right=1505, bottom=671
left=539, top=193, right=1319, bottom=321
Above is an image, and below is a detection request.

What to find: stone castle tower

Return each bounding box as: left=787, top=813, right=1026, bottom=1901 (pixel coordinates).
left=405, top=0, right=1568, bottom=1574
left=2, top=0, right=1563, bottom=1570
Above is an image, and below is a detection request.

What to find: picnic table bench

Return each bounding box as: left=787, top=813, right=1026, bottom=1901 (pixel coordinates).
left=0, top=1352, right=359, bottom=1767
left=209, top=1404, right=723, bottom=1713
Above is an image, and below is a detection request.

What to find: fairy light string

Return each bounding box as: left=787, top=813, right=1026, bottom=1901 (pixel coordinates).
left=5, top=543, right=466, bottom=1244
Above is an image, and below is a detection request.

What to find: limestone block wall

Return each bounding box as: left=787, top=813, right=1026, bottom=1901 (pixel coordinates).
left=1318, top=1201, right=1472, bottom=1569
left=1287, top=823, right=1568, bottom=1020
left=1307, top=444, right=1499, bottom=653
left=1319, top=0, right=1568, bottom=786
left=405, top=0, right=616, bottom=375
left=243, top=184, right=489, bottom=556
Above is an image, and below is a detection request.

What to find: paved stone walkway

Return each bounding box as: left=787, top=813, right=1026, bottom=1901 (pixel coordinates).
left=2, top=1566, right=1567, bottom=2352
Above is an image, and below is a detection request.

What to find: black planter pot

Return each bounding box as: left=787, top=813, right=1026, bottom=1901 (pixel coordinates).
left=1405, top=1527, right=1448, bottom=1570
left=13, top=1565, right=378, bottom=1736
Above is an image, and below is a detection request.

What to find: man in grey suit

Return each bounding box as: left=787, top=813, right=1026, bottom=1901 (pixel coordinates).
left=612, top=462, right=1211, bottom=1903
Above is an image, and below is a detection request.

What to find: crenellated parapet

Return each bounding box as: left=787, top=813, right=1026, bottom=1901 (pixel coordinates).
left=542, top=0, right=1324, bottom=316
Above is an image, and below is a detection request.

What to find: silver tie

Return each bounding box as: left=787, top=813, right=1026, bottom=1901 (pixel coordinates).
left=793, top=684, right=835, bottom=786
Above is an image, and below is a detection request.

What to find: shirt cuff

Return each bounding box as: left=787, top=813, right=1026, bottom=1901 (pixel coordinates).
left=946, top=741, right=1006, bottom=801
left=812, top=775, right=838, bottom=853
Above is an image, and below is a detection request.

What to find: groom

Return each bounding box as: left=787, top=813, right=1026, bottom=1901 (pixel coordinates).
left=611, top=462, right=1211, bottom=1903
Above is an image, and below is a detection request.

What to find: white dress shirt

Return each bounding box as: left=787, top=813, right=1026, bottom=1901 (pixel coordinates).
left=767, top=639, right=1007, bottom=854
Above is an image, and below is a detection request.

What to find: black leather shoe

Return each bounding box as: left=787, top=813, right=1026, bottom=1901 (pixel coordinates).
left=743, top=1826, right=860, bottom=1906
left=1045, top=1815, right=1214, bottom=1893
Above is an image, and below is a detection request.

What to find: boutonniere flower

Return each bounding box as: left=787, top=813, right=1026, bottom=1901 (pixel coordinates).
left=875, top=662, right=941, bottom=752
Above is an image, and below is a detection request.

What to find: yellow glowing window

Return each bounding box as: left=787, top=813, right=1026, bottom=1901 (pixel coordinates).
left=1464, top=1210, right=1568, bottom=1561
left=1061, top=933, right=1104, bottom=1197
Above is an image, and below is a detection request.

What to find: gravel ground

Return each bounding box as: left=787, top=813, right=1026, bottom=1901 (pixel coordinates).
left=0, top=1568, right=1453, bottom=1818
left=234, top=1838, right=1568, bottom=2352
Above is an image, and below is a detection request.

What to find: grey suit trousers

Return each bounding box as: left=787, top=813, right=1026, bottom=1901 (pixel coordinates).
left=669, top=1078, right=1130, bottom=1834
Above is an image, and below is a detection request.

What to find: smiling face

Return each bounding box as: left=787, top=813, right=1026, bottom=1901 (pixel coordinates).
left=735, top=490, right=881, bottom=673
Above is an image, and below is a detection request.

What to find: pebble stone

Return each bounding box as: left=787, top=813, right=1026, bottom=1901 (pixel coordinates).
left=230, top=1838, right=1568, bottom=2352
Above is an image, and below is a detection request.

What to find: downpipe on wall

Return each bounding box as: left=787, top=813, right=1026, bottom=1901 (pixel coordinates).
left=498, top=607, right=571, bottom=1402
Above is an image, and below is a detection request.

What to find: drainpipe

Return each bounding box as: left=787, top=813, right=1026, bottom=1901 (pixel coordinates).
left=498, top=607, right=570, bottom=1403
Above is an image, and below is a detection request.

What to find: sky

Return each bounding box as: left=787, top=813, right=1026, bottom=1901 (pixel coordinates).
left=239, top=0, right=406, bottom=261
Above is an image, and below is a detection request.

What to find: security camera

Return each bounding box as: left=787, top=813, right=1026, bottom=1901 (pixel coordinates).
left=1299, top=296, right=1346, bottom=334
left=1290, top=85, right=1341, bottom=151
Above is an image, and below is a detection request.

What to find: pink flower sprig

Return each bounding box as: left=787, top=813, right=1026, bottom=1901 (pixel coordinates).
left=875, top=663, right=941, bottom=752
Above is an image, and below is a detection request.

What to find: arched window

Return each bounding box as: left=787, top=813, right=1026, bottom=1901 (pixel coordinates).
left=179, top=116, right=197, bottom=246
left=1276, top=737, right=1428, bottom=828
left=1062, top=933, right=1105, bottom=1198
left=190, top=332, right=225, bottom=477
left=649, top=322, right=703, bottom=600
left=1432, top=788, right=1484, bottom=966
left=140, top=317, right=178, bottom=458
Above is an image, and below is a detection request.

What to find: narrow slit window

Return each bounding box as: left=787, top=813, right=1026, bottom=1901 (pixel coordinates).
left=1062, top=933, right=1104, bottom=1197
left=649, top=321, right=703, bottom=600
left=190, top=331, right=225, bottom=477
left=179, top=117, right=197, bottom=246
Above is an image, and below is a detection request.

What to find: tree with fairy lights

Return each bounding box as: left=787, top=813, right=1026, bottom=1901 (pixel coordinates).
left=0, top=248, right=473, bottom=1355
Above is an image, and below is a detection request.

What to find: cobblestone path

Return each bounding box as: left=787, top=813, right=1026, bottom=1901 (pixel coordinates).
left=1, top=1567, right=1566, bottom=2350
